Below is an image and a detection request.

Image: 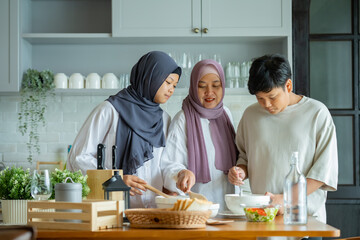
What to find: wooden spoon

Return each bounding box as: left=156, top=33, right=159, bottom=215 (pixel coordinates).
left=143, top=184, right=173, bottom=198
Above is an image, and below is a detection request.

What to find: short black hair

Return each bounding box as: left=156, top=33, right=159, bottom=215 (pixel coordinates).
left=248, top=54, right=292, bottom=95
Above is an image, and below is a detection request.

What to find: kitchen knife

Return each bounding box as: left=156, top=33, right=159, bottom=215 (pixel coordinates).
left=112, top=145, right=117, bottom=169
left=97, top=143, right=105, bottom=169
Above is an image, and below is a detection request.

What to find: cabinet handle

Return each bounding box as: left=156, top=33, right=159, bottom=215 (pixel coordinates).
left=193, top=28, right=200, bottom=33
left=203, top=28, right=209, bottom=34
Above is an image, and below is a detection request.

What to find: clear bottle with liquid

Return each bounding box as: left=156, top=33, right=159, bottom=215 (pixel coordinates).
left=283, top=151, right=307, bottom=224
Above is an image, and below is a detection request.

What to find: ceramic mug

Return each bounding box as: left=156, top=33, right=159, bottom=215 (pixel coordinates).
left=69, top=73, right=85, bottom=89
left=102, top=73, right=118, bottom=89
left=54, top=73, right=68, bottom=89
left=86, top=73, right=101, bottom=89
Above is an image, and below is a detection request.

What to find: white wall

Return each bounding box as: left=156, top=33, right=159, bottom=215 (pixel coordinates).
left=0, top=91, right=256, bottom=169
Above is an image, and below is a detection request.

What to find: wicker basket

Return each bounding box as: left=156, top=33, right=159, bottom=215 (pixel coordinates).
left=124, top=208, right=211, bottom=229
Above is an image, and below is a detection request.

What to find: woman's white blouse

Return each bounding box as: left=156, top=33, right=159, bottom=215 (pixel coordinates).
left=67, top=101, right=171, bottom=208
left=161, top=106, right=235, bottom=210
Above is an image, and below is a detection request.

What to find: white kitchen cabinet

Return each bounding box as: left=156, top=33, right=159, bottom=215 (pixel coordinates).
left=112, top=0, right=290, bottom=37
left=112, top=0, right=200, bottom=37
left=202, top=0, right=290, bottom=37
left=0, top=0, right=291, bottom=94
left=0, top=0, right=20, bottom=92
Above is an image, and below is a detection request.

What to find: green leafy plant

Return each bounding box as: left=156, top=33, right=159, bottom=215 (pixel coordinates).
left=50, top=169, right=90, bottom=199
left=0, top=167, right=32, bottom=200
left=18, top=69, right=55, bottom=164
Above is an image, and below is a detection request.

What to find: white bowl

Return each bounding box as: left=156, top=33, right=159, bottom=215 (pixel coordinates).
left=225, top=194, right=270, bottom=215
left=155, top=196, right=220, bottom=218
left=208, top=203, right=220, bottom=218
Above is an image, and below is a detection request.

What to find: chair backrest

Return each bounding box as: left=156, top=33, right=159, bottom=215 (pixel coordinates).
left=338, top=237, right=360, bottom=240
left=36, top=161, right=64, bottom=171
left=0, top=225, right=37, bottom=240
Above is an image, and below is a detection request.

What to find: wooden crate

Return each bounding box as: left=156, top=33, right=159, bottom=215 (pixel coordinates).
left=27, top=200, right=124, bottom=231
left=86, top=169, right=124, bottom=200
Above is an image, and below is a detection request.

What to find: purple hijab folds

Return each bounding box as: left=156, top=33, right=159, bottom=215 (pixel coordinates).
left=182, top=59, right=237, bottom=183
left=107, top=51, right=181, bottom=175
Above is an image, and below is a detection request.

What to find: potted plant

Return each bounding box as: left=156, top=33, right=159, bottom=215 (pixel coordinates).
left=50, top=169, right=90, bottom=199
left=18, top=69, right=55, bottom=164
left=0, top=167, right=32, bottom=224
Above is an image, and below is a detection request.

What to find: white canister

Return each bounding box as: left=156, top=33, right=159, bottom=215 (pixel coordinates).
left=55, top=177, right=82, bottom=223
left=54, top=73, right=68, bottom=89
left=69, top=73, right=85, bottom=89
left=86, top=73, right=101, bottom=89
left=102, top=73, right=118, bottom=89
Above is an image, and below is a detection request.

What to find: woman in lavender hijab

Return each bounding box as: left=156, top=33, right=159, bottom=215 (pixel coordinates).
left=68, top=51, right=181, bottom=208
left=161, top=59, right=237, bottom=210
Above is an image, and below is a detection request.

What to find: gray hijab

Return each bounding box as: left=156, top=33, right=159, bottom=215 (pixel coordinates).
left=107, top=51, right=181, bottom=174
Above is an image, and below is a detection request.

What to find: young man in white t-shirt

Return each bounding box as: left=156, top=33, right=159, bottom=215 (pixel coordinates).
left=228, top=54, right=338, bottom=233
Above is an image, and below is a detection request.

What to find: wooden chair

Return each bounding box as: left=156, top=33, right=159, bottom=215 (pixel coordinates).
left=36, top=161, right=64, bottom=171
left=0, top=225, right=36, bottom=240
left=338, top=237, right=360, bottom=240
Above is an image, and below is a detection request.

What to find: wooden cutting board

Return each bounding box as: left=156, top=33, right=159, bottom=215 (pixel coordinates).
left=86, top=169, right=124, bottom=200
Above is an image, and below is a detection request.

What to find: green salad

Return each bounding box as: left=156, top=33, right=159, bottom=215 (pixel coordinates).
left=244, top=207, right=279, bottom=222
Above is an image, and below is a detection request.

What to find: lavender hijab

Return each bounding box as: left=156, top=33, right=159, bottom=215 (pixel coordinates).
left=107, top=51, right=181, bottom=175
left=182, top=59, right=237, bottom=183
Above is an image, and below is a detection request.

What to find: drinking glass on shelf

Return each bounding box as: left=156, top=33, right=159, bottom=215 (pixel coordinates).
left=124, top=74, right=130, bottom=88
left=213, top=54, right=222, bottom=66
left=31, top=169, right=52, bottom=200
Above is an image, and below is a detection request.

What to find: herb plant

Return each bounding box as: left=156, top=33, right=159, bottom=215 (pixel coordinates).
left=50, top=169, right=90, bottom=199
left=0, top=167, right=32, bottom=200
left=18, top=69, right=55, bottom=164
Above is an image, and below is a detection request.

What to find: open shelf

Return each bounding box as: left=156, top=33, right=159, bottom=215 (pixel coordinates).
left=52, top=88, right=250, bottom=96
left=21, top=0, right=112, bottom=34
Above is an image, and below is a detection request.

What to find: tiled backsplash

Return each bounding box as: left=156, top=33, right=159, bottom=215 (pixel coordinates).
left=0, top=91, right=256, bottom=169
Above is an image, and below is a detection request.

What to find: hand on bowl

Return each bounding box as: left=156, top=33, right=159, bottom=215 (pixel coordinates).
left=265, top=192, right=284, bottom=214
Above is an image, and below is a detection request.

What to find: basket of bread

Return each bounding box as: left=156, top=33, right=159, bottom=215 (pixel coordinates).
left=124, top=198, right=212, bottom=229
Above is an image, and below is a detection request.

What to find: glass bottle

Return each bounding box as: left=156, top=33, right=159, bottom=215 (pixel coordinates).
left=283, top=151, right=307, bottom=224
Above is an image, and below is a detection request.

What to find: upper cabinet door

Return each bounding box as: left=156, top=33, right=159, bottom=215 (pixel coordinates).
left=201, top=0, right=291, bottom=37
left=0, top=1, right=10, bottom=91
left=0, top=0, right=19, bottom=92
left=112, top=0, right=290, bottom=38
left=112, top=0, right=201, bottom=37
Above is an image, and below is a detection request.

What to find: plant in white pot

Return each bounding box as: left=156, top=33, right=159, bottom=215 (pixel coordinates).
left=18, top=68, right=55, bottom=164
left=0, top=167, right=32, bottom=224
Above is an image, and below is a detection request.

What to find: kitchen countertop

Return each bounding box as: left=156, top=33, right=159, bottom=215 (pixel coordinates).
left=35, top=216, right=340, bottom=240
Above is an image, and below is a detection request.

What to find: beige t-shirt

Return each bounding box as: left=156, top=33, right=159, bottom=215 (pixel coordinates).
left=236, top=96, right=338, bottom=223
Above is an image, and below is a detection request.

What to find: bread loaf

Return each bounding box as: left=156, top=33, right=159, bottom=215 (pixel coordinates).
left=171, top=198, right=212, bottom=211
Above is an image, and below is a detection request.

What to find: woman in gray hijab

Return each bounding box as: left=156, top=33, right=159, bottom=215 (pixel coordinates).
left=68, top=51, right=181, bottom=208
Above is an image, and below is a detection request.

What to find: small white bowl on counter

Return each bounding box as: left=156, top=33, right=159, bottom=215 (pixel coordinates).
left=225, top=194, right=270, bottom=215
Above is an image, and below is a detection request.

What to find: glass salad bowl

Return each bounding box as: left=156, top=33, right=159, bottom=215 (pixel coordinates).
left=242, top=204, right=279, bottom=222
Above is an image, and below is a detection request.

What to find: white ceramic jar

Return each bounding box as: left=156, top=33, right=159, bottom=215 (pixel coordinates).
left=102, top=73, right=118, bottom=89
left=54, top=73, right=68, bottom=89
left=86, top=73, right=101, bottom=89
left=69, top=73, right=85, bottom=89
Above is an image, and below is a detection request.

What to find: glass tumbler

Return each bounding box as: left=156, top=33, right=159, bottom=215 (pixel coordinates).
left=31, top=169, right=52, bottom=200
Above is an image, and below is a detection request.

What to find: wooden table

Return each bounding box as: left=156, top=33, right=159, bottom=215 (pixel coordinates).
left=35, top=216, right=340, bottom=240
